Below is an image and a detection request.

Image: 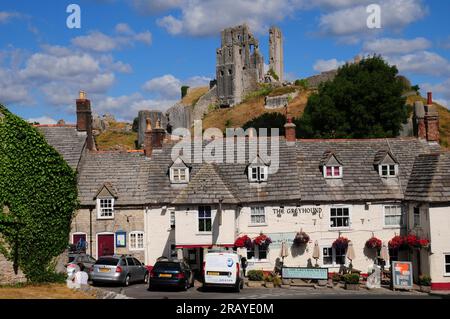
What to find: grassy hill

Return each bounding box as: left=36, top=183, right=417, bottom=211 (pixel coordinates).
left=95, top=121, right=137, bottom=151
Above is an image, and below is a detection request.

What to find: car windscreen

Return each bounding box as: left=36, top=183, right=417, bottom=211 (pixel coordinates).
left=153, top=262, right=181, bottom=271
left=68, top=257, right=75, bottom=262
left=95, top=258, right=118, bottom=266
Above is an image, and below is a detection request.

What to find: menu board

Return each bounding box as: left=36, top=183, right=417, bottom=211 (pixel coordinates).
left=391, top=261, right=413, bottom=290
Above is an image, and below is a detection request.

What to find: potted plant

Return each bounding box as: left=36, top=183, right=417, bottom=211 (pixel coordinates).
left=234, top=235, right=253, bottom=249
left=405, top=234, right=420, bottom=249
left=388, top=235, right=406, bottom=250
left=343, top=273, right=360, bottom=290
left=418, top=275, right=431, bottom=293
left=293, top=231, right=310, bottom=246
left=253, top=233, right=272, bottom=247
left=333, top=236, right=350, bottom=251
left=418, top=238, right=430, bottom=249
left=331, top=273, right=341, bottom=287
left=247, top=270, right=264, bottom=287
left=365, top=237, right=382, bottom=250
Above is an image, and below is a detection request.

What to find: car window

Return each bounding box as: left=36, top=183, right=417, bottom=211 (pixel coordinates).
left=153, top=262, right=181, bottom=271
left=126, top=258, right=135, bottom=266
left=119, top=259, right=127, bottom=266
left=68, top=257, right=75, bottom=263
left=95, top=258, right=118, bottom=266
left=133, top=258, right=142, bottom=266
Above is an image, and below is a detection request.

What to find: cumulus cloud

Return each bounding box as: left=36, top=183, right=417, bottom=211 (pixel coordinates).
left=363, top=37, right=431, bottom=55
left=0, top=11, right=21, bottom=24
left=313, top=58, right=345, bottom=72
left=386, top=51, right=450, bottom=77
left=142, top=74, right=212, bottom=99
left=71, top=24, right=152, bottom=52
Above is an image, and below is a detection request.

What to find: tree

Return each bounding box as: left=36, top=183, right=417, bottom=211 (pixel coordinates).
left=0, top=105, right=78, bottom=282
left=297, top=56, right=408, bottom=138
left=243, top=113, right=287, bottom=136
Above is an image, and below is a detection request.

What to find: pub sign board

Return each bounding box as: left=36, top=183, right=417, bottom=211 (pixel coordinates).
left=282, top=267, right=329, bottom=280
left=391, top=261, right=413, bottom=290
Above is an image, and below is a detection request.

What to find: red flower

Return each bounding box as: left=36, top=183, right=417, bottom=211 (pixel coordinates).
left=234, top=235, right=252, bottom=249
left=405, top=234, right=419, bottom=247
left=418, top=239, right=430, bottom=248
left=388, top=235, right=405, bottom=250
left=253, top=234, right=272, bottom=246
left=333, top=237, right=349, bottom=250
left=365, top=237, right=382, bottom=250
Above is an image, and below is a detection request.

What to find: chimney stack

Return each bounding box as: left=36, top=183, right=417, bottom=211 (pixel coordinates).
left=144, top=118, right=166, bottom=158
left=425, top=92, right=440, bottom=142
left=76, top=91, right=95, bottom=151
left=284, top=118, right=296, bottom=145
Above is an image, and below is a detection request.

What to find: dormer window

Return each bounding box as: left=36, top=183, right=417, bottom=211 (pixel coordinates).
left=169, top=157, right=190, bottom=184
left=320, top=151, right=343, bottom=179
left=97, top=198, right=114, bottom=219
left=379, top=164, right=398, bottom=177
left=248, top=155, right=269, bottom=183
left=374, top=150, right=399, bottom=178
left=324, top=166, right=342, bottom=178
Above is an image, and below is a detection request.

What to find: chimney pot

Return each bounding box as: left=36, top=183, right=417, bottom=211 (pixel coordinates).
left=79, top=90, right=87, bottom=100
left=284, top=118, right=296, bottom=144
left=427, top=92, right=433, bottom=106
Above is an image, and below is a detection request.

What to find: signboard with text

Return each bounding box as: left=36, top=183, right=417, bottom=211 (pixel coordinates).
left=391, top=261, right=413, bottom=290
left=282, top=267, right=328, bottom=280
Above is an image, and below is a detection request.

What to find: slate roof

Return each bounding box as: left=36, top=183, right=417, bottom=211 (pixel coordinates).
left=406, top=153, right=450, bottom=203
left=373, top=150, right=398, bottom=165
left=77, top=151, right=149, bottom=206
left=37, top=126, right=86, bottom=170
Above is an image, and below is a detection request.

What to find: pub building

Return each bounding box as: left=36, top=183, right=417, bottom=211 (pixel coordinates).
left=28, top=92, right=450, bottom=291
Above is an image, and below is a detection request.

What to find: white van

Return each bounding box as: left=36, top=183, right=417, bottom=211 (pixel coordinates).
left=202, top=252, right=244, bottom=292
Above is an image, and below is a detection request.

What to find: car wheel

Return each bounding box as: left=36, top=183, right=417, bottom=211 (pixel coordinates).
left=234, top=281, right=241, bottom=293
left=124, top=275, right=130, bottom=287
left=144, top=272, right=149, bottom=284
left=240, top=279, right=244, bottom=290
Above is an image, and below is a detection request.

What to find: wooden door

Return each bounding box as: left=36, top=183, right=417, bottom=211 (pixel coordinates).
left=98, top=234, right=114, bottom=258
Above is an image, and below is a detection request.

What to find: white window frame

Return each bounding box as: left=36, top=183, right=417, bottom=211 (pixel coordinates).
left=129, top=231, right=145, bottom=251
left=248, top=166, right=268, bottom=182
left=247, top=245, right=269, bottom=262
left=170, top=167, right=189, bottom=184
left=323, top=165, right=343, bottom=179
left=444, top=253, right=450, bottom=277
left=413, top=207, right=421, bottom=228
left=384, top=204, right=404, bottom=228
left=97, top=198, right=115, bottom=220
left=379, top=164, right=398, bottom=178
left=250, top=207, right=266, bottom=225
left=329, top=206, right=351, bottom=229
left=170, top=211, right=176, bottom=229
left=322, top=245, right=347, bottom=267
left=198, top=206, right=212, bottom=233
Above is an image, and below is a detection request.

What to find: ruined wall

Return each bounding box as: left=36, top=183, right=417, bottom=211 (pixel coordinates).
left=264, top=91, right=299, bottom=109
left=216, top=24, right=264, bottom=107
left=137, top=110, right=168, bottom=148
left=166, top=103, right=193, bottom=132
left=269, top=26, right=283, bottom=82
left=192, top=86, right=218, bottom=122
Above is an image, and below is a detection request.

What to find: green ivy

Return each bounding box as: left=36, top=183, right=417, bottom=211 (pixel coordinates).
left=0, top=105, right=78, bottom=282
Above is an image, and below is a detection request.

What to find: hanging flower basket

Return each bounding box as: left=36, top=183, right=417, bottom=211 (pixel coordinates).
left=253, top=233, right=272, bottom=247
left=293, top=231, right=310, bottom=246
left=405, top=234, right=420, bottom=249
left=418, top=239, right=430, bottom=249
left=365, top=237, right=382, bottom=250
left=332, top=236, right=349, bottom=250
left=234, top=235, right=253, bottom=249
left=388, top=235, right=406, bottom=250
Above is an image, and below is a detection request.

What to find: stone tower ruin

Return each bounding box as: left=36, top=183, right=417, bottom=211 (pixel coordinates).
left=216, top=24, right=264, bottom=107
left=269, top=26, right=283, bottom=82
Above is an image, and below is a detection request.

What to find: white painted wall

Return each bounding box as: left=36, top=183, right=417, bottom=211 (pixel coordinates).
left=428, top=206, right=450, bottom=285
left=145, top=207, right=175, bottom=265
left=237, top=204, right=405, bottom=273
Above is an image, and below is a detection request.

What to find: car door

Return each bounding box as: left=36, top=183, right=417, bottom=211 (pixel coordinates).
left=133, top=258, right=145, bottom=279
left=126, top=257, right=136, bottom=281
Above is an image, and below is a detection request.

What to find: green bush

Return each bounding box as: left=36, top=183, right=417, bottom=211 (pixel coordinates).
left=268, top=68, right=279, bottom=81
left=247, top=270, right=264, bottom=281
left=342, top=273, right=360, bottom=284
left=419, top=275, right=431, bottom=286
left=332, top=273, right=342, bottom=282
left=294, top=79, right=309, bottom=90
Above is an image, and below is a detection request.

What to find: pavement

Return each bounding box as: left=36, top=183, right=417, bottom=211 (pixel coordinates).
left=96, top=282, right=443, bottom=299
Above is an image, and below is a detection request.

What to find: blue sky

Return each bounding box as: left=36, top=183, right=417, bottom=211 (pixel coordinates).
left=0, top=0, right=449, bottom=123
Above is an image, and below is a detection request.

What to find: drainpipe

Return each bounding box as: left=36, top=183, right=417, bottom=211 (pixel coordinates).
left=89, top=207, right=93, bottom=255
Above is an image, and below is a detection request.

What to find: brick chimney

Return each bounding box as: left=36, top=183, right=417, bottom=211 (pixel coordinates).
left=144, top=118, right=166, bottom=157
left=424, top=92, right=440, bottom=142
left=76, top=91, right=95, bottom=151
left=284, top=117, right=296, bottom=144
left=414, top=100, right=426, bottom=139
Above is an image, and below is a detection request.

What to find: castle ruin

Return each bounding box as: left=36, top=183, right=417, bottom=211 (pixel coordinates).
left=269, top=26, right=283, bottom=82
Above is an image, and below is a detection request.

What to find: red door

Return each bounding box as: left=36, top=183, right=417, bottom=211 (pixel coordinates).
left=98, top=234, right=114, bottom=258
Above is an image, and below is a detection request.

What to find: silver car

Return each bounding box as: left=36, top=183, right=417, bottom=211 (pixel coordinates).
left=91, top=255, right=149, bottom=286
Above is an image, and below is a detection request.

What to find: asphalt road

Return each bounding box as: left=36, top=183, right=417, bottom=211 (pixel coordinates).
left=98, top=283, right=443, bottom=299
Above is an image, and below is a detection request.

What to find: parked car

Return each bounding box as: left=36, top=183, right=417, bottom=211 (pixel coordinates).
left=91, top=255, right=149, bottom=286
left=66, top=253, right=96, bottom=279
left=202, top=252, right=244, bottom=292
left=148, top=260, right=194, bottom=291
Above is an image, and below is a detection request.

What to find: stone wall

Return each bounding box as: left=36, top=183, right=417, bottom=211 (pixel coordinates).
left=264, top=91, right=299, bottom=109
left=192, top=86, right=218, bottom=122
left=0, top=254, right=26, bottom=285
left=166, top=102, right=193, bottom=132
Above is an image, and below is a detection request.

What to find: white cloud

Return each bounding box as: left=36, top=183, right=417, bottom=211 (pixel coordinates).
left=0, top=11, right=20, bottom=24
left=313, top=58, right=345, bottom=72
left=27, top=116, right=57, bottom=125
left=132, top=0, right=184, bottom=14
left=71, top=26, right=152, bottom=52
left=142, top=74, right=182, bottom=99
left=386, top=51, right=450, bottom=77
left=363, top=37, right=431, bottom=55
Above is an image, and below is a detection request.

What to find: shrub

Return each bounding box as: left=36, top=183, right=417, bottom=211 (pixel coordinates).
left=247, top=270, right=264, bottom=281
left=294, top=79, right=309, bottom=90
left=332, top=273, right=342, bottom=282
left=343, top=273, right=360, bottom=285
left=419, top=275, right=431, bottom=286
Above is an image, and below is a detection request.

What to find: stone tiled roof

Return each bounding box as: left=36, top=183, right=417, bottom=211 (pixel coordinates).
left=296, top=138, right=438, bottom=202
left=406, top=153, right=450, bottom=203
left=77, top=151, right=149, bottom=206
left=37, top=126, right=86, bottom=170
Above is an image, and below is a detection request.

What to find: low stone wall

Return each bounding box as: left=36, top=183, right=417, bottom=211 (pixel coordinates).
left=0, top=254, right=26, bottom=285
left=264, top=91, right=299, bottom=109
left=192, top=86, right=218, bottom=121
